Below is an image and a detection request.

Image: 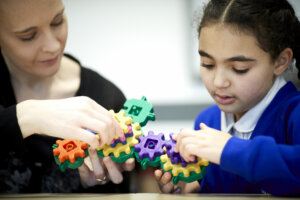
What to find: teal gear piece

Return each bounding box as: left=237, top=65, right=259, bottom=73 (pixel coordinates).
left=122, top=96, right=155, bottom=127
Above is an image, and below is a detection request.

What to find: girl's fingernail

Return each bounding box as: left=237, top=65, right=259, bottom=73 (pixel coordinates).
left=173, top=187, right=181, bottom=194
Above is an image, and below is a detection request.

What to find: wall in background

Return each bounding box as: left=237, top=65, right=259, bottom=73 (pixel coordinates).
left=63, top=0, right=300, bottom=134
left=63, top=0, right=213, bottom=106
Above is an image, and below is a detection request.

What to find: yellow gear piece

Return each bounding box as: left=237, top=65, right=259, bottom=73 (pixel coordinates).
left=100, top=122, right=142, bottom=157
left=160, top=154, right=209, bottom=177
left=109, top=110, right=133, bottom=133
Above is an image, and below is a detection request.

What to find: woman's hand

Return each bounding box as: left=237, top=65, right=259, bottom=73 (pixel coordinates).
left=154, top=169, right=200, bottom=193
left=17, top=96, right=124, bottom=149
left=78, top=148, right=135, bottom=187
left=174, top=123, right=232, bottom=165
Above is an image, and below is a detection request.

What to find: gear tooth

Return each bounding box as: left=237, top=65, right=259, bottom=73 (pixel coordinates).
left=134, top=131, right=165, bottom=161
left=53, top=140, right=88, bottom=164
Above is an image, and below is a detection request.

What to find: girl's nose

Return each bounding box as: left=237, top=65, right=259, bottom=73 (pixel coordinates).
left=213, top=68, right=230, bottom=88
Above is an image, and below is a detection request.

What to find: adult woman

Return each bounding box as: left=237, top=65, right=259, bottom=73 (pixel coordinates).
left=0, top=0, right=134, bottom=193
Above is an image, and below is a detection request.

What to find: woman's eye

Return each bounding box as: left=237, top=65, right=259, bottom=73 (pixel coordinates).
left=20, top=33, right=36, bottom=41
left=201, top=63, right=214, bottom=69
left=51, top=18, right=64, bottom=27
left=233, top=68, right=249, bottom=74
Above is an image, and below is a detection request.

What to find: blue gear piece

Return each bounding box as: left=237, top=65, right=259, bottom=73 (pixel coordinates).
left=134, top=131, right=165, bottom=161
left=122, top=96, right=155, bottom=127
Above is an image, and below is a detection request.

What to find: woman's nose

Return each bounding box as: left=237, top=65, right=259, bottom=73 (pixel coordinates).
left=41, top=31, right=60, bottom=53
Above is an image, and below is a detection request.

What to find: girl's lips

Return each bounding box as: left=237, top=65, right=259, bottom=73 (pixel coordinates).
left=41, top=56, right=58, bottom=65
left=214, top=94, right=235, bottom=105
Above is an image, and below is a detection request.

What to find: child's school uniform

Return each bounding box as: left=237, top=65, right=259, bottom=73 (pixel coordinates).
left=195, top=76, right=300, bottom=196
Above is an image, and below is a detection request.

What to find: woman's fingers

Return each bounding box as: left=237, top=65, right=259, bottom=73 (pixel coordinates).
left=103, top=157, right=123, bottom=184
left=88, top=148, right=106, bottom=180
left=122, top=158, right=135, bottom=171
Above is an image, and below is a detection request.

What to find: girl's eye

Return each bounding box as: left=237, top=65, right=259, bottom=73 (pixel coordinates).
left=20, top=33, right=36, bottom=41
left=233, top=68, right=249, bottom=74
left=201, top=63, right=214, bottom=69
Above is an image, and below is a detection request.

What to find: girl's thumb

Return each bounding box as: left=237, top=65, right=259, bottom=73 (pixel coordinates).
left=199, top=123, right=209, bottom=130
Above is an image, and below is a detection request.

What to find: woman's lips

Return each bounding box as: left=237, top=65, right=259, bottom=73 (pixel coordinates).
left=40, top=56, right=58, bottom=65
left=214, top=93, right=235, bottom=105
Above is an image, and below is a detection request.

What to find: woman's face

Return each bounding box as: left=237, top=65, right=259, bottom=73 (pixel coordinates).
left=0, top=0, right=68, bottom=78
left=199, top=24, right=278, bottom=120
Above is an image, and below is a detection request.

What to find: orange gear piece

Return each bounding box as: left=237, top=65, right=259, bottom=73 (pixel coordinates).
left=53, top=139, right=88, bottom=163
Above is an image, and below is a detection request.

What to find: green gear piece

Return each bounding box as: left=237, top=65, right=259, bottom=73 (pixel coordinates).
left=170, top=167, right=208, bottom=185
left=160, top=154, right=209, bottom=185
left=122, top=96, right=155, bottom=127
left=134, top=151, right=161, bottom=170
left=97, top=147, right=135, bottom=163
left=52, top=144, right=89, bottom=172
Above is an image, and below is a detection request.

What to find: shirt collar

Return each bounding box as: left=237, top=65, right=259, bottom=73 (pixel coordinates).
left=221, top=76, right=286, bottom=134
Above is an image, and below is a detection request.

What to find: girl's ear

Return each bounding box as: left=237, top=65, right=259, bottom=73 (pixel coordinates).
left=274, top=48, right=293, bottom=76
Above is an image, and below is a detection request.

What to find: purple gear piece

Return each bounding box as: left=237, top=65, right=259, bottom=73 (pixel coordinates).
left=110, top=125, right=133, bottom=147
left=134, top=131, right=165, bottom=161
left=165, top=133, right=197, bottom=167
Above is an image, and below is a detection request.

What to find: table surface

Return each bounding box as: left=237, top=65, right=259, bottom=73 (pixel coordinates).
left=0, top=193, right=298, bottom=200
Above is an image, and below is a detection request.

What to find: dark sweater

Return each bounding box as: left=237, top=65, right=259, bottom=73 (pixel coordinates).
left=0, top=53, right=130, bottom=193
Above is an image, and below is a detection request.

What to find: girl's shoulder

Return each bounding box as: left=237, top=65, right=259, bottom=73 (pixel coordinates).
left=194, top=105, right=220, bottom=130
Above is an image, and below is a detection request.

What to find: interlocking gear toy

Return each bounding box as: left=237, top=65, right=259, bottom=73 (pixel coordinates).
left=160, top=154, right=209, bottom=185
left=122, top=96, right=155, bottom=126
left=97, top=122, right=143, bottom=163
left=52, top=96, right=210, bottom=184
left=165, top=133, right=197, bottom=167
left=52, top=139, right=88, bottom=172
left=134, top=131, right=166, bottom=169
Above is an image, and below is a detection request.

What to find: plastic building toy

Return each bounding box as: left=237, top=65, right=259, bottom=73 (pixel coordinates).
left=165, top=133, right=197, bottom=167
left=52, top=96, right=210, bottom=184
left=97, top=122, right=143, bottom=163
left=134, top=131, right=166, bottom=169
left=122, top=96, right=155, bottom=126
left=52, top=139, right=88, bottom=172
left=160, top=154, right=209, bottom=185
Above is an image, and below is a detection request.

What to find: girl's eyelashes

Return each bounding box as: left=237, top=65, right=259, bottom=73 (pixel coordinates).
left=201, top=63, right=214, bottom=69
left=201, top=63, right=250, bottom=74
left=233, top=68, right=249, bottom=74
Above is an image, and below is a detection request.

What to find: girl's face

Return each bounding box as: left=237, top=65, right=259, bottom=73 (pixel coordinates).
left=199, top=24, right=277, bottom=120
left=0, top=0, right=67, bottom=78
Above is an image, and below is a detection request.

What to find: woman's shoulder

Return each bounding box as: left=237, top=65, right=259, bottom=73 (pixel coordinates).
left=63, top=54, right=126, bottom=110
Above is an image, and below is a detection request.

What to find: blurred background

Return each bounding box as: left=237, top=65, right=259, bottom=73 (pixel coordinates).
left=63, top=0, right=300, bottom=136
left=62, top=0, right=300, bottom=192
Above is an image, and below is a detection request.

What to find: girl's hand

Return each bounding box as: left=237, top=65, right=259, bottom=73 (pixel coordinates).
left=78, top=148, right=135, bottom=187
left=17, top=96, right=124, bottom=149
left=174, top=123, right=232, bottom=165
left=154, top=169, right=200, bottom=193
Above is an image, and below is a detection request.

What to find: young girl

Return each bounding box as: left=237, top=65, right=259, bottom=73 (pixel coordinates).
left=155, top=0, right=300, bottom=196
left=0, top=0, right=134, bottom=193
